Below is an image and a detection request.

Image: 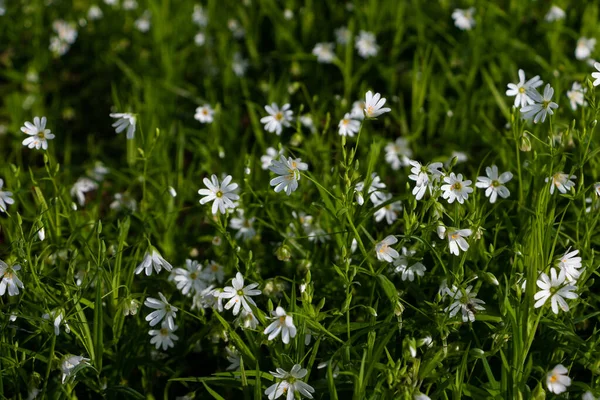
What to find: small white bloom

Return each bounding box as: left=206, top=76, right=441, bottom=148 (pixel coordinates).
left=566, top=82, right=586, bottom=110
left=260, top=103, right=293, bottom=135
left=110, top=192, right=137, bottom=212
left=355, top=173, right=387, bottom=205
left=520, top=84, right=558, bottom=123
left=441, top=173, right=473, bottom=204
left=123, top=0, right=137, bottom=10
left=202, top=260, right=225, bottom=283
left=123, top=298, right=140, bottom=316
left=546, top=364, right=571, bottom=394
left=534, top=268, right=578, bottom=314
left=364, top=90, right=391, bottom=118
left=300, top=115, right=316, bottom=133
left=546, top=172, right=576, bottom=195
left=225, top=346, right=241, bottom=371
left=269, top=155, right=309, bottom=196
left=373, top=193, right=402, bottom=225
left=194, top=104, right=214, bottom=123
left=261, top=147, right=283, bottom=170
left=351, top=100, right=366, bottom=120
left=263, top=306, right=297, bottom=344
left=149, top=321, right=179, bottom=351
left=88, top=5, right=103, bottom=20
left=576, top=37, right=596, bottom=60
left=375, top=235, right=399, bottom=263
left=192, top=4, right=208, bottom=27
left=335, top=26, right=350, bottom=45
left=70, top=177, right=98, bottom=207
left=445, top=285, right=485, bottom=322
left=556, top=248, right=583, bottom=282
left=338, top=113, right=360, bottom=137
left=230, top=209, right=257, bottom=240
left=592, top=62, right=600, bottom=86
left=134, top=10, right=151, bottom=32
left=408, top=160, right=444, bottom=200
left=198, top=174, right=239, bottom=214
left=232, top=52, right=249, bottom=77
left=0, top=179, right=14, bottom=213
left=194, top=32, right=206, bottom=46
left=43, top=309, right=70, bottom=336
left=61, top=355, right=89, bottom=384
left=144, top=292, right=178, bottom=329
left=475, top=166, right=512, bottom=203
left=135, top=248, right=173, bottom=276
left=21, top=116, right=55, bottom=150
left=283, top=9, right=294, bottom=20
left=445, top=229, right=472, bottom=256
left=355, top=30, right=379, bottom=58
left=583, top=391, right=596, bottom=400
left=0, top=261, right=24, bottom=296
left=312, top=42, right=336, bottom=63
left=219, top=272, right=261, bottom=316
left=265, top=364, right=315, bottom=400
left=545, top=6, right=565, bottom=22
left=392, top=249, right=426, bottom=282
left=452, top=7, right=476, bottom=31
left=109, top=113, right=136, bottom=139
left=385, top=138, right=412, bottom=170
left=89, top=161, right=109, bottom=181
left=173, top=259, right=206, bottom=296
left=235, top=309, right=259, bottom=330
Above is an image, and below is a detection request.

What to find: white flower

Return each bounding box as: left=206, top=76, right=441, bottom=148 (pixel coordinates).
left=375, top=235, right=399, bottom=263
left=534, top=268, right=578, bottom=314
left=355, top=30, right=379, bottom=58
left=441, top=227, right=472, bottom=256
left=452, top=7, right=475, bottom=31
left=546, top=172, right=576, bottom=195
left=219, top=272, right=261, bottom=316
left=235, top=309, right=259, bottom=330
left=269, top=155, right=309, bottom=196
left=300, top=115, right=316, bottom=133
left=583, top=391, right=596, bottom=400
left=408, top=160, right=444, bottom=200
left=545, top=6, right=565, bottom=22
left=557, top=248, right=583, bottom=282
left=576, top=37, right=596, bottom=60
left=263, top=306, right=297, bottom=344
left=144, top=292, right=178, bottom=329
left=475, top=166, right=512, bottom=203
left=194, top=104, right=214, bottom=123
left=441, top=173, right=473, bottom=204
left=283, top=9, right=294, bottom=20
left=373, top=193, right=402, bottom=225
left=173, top=259, right=207, bottom=295
left=364, top=91, right=391, bottom=118
left=149, top=321, right=179, bottom=351
left=355, top=173, right=387, bottom=205
left=109, top=113, right=136, bottom=139
left=335, top=26, right=350, bottom=45
left=134, top=10, right=151, bottom=32
left=393, top=249, right=426, bottom=282
left=520, top=84, right=558, bottom=123
left=21, top=116, right=55, bottom=150
left=89, top=161, right=109, bottom=181
left=225, top=347, right=241, bottom=371
left=135, top=248, right=173, bottom=276
left=123, top=0, right=137, bottom=9
left=385, top=138, right=412, bottom=170
left=312, top=42, right=335, bottom=63
left=265, top=364, right=315, bottom=400
left=61, top=355, right=89, bottom=384
left=414, top=394, right=431, bottom=400
left=445, top=285, right=485, bottom=322
left=43, top=309, right=70, bottom=336
left=230, top=209, right=257, bottom=240
left=202, top=260, right=225, bottom=283
left=261, top=147, right=283, bottom=170
left=592, top=62, right=600, bottom=86
left=260, top=103, right=293, bottom=135
left=338, top=113, right=360, bottom=137
left=0, top=179, right=14, bottom=213
left=0, top=261, right=24, bottom=296
left=122, top=298, right=140, bottom=316
left=505, top=69, right=543, bottom=108
left=546, top=364, right=571, bottom=394
left=198, top=174, right=239, bottom=214
left=70, top=177, right=98, bottom=207
left=194, top=32, right=206, bottom=46
left=110, top=192, right=137, bottom=212
left=88, top=5, right=103, bottom=20
left=192, top=4, right=208, bottom=27
left=232, top=52, right=249, bottom=77
left=351, top=100, right=366, bottom=120
left=566, top=82, right=586, bottom=110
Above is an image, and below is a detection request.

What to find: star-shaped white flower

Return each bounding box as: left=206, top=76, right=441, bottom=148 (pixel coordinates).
left=198, top=174, right=239, bottom=214
left=263, top=306, right=297, bottom=344
left=441, top=172, right=473, bottom=204
left=475, top=165, right=512, bottom=203
left=375, top=235, right=399, bottom=262
left=505, top=69, right=543, bottom=108
left=546, top=172, right=576, bottom=195
left=533, top=268, right=578, bottom=314
left=219, top=272, right=261, bottom=316
left=364, top=91, right=391, bottom=118
left=546, top=364, right=571, bottom=394
left=21, top=116, right=55, bottom=150
left=260, top=103, right=293, bottom=135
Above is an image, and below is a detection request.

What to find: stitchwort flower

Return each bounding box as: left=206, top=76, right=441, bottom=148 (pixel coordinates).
left=475, top=166, right=513, bottom=203
left=219, top=272, right=261, bottom=316
left=520, top=84, right=558, bottom=123
left=21, top=116, right=55, bottom=150
left=263, top=306, right=297, bottom=344
left=265, top=364, right=315, bottom=400
left=198, top=174, right=239, bottom=214
left=269, top=155, right=309, bottom=196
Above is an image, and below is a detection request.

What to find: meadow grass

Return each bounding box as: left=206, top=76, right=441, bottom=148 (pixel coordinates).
left=1, top=0, right=600, bottom=399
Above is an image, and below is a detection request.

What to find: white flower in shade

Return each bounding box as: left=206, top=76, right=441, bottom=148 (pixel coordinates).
left=202, top=260, right=225, bottom=283
left=338, top=113, right=360, bottom=137
left=283, top=9, right=294, bottom=20
left=364, top=91, right=391, bottom=118
left=375, top=235, right=399, bottom=263
left=232, top=52, right=249, bottom=77
left=225, top=347, right=241, bottom=371
left=335, top=26, right=350, bottom=45
left=61, top=355, right=89, bottom=384
left=546, top=364, right=571, bottom=394
left=445, top=285, right=485, bottom=322
left=452, top=8, right=476, bottom=31
left=194, top=104, right=214, bottom=123
left=300, top=114, right=316, bottom=133
left=269, top=155, right=309, bottom=195
left=545, top=6, right=565, bottom=22
left=227, top=19, right=245, bottom=39
left=592, top=62, right=600, bottom=86
left=373, top=193, right=402, bottom=225
left=135, top=248, right=173, bottom=276
left=312, top=42, right=335, bottom=63
left=557, top=248, right=583, bottom=282
left=566, top=82, right=586, bottom=110
left=505, top=69, right=543, bottom=108
left=520, top=84, right=558, bottom=123
left=534, top=268, right=578, bottom=314
left=260, top=103, right=293, bottom=135
left=109, top=113, right=136, bottom=139
left=475, top=166, right=513, bottom=203
left=583, top=391, right=596, bottom=400
left=546, top=172, right=576, bottom=195
left=110, top=192, right=137, bottom=212
left=89, top=161, right=109, bottom=181
left=414, top=394, right=431, bottom=400
left=261, top=147, right=283, bottom=170
left=194, top=32, right=206, bottom=46
left=408, top=160, right=444, bottom=200
left=70, top=177, right=98, bottom=207
left=393, top=249, right=426, bottom=282
left=265, top=364, right=315, bottom=400
left=144, top=292, right=178, bottom=329
left=192, top=4, right=208, bottom=27
left=198, top=174, right=239, bottom=214
left=149, top=321, right=179, bottom=351
left=134, top=10, right=151, bottom=32
left=351, top=100, right=366, bottom=120
left=173, top=259, right=206, bottom=295
left=355, top=173, right=387, bottom=205
left=230, top=209, right=257, bottom=240
left=441, top=173, right=473, bottom=204
left=0, top=261, right=24, bottom=296
left=235, top=309, right=259, bottom=330
left=88, top=5, right=103, bottom=20
left=123, top=0, right=137, bottom=9
left=0, top=179, right=14, bottom=213
left=21, top=116, right=55, bottom=150
left=576, top=37, right=596, bottom=60
left=263, top=306, right=297, bottom=344
left=219, top=272, right=261, bottom=316
left=122, top=298, right=140, bottom=316
left=355, top=30, right=379, bottom=58
left=385, top=138, right=413, bottom=170
left=43, top=309, right=70, bottom=336
left=439, top=227, right=472, bottom=256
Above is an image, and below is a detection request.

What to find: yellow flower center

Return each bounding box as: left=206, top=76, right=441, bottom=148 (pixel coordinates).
left=550, top=375, right=557, bottom=383
left=160, top=328, right=168, bottom=335
left=37, top=131, right=46, bottom=139
left=279, top=316, right=286, bottom=324
left=452, top=182, right=462, bottom=190
left=519, top=87, right=525, bottom=94
left=216, top=190, right=223, bottom=198
left=275, top=112, right=283, bottom=121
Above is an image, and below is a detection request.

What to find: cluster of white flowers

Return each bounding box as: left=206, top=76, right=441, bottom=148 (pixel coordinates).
left=50, top=20, right=78, bottom=56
